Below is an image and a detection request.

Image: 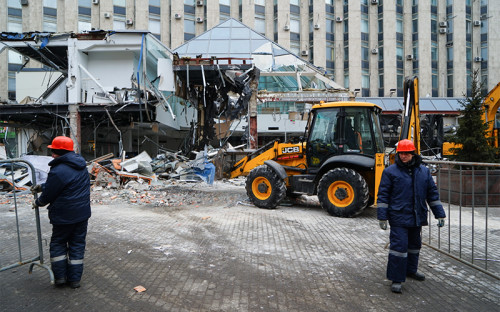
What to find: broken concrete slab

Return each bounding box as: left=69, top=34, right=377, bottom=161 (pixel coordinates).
left=21, top=155, right=52, bottom=185
left=120, top=151, right=153, bottom=176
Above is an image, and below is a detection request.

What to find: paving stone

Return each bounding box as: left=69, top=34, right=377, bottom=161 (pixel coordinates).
left=0, top=183, right=499, bottom=311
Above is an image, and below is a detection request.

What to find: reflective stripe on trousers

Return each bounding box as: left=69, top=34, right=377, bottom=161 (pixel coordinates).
left=50, top=220, right=88, bottom=282
left=387, top=226, right=422, bottom=283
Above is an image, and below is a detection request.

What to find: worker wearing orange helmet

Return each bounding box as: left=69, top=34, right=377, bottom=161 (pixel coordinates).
left=376, top=139, right=446, bottom=294
left=31, top=136, right=91, bottom=289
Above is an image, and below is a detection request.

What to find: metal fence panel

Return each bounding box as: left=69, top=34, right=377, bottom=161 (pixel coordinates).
left=0, top=159, right=53, bottom=283
left=424, top=160, right=500, bottom=280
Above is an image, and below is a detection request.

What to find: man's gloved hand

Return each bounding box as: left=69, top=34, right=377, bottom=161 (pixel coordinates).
left=379, top=220, right=388, bottom=230
left=32, top=200, right=38, bottom=210
left=437, top=218, right=445, bottom=227
left=30, top=184, right=42, bottom=194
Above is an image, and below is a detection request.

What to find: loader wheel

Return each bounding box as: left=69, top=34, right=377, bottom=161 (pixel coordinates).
left=317, top=168, right=369, bottom=217
left=246, top=165, right=286, bottom=209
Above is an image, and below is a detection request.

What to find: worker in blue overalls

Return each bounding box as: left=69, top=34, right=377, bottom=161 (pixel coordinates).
left=32, top=136, right=91, bottom=289
left=377, top=139, right=446, bottom=294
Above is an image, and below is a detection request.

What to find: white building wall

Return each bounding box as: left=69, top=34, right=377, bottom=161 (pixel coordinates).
left=15, top=71, right=63, bottom=102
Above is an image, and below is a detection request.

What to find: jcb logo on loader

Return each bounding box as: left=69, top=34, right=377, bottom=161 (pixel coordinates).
left=282, top=146, right=300, bottom=154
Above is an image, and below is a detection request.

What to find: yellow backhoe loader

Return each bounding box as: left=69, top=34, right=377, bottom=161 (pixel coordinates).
left=227, top=77, right=420, bottom=217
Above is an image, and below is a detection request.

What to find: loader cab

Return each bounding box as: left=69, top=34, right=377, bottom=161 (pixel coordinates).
left=306, top=102, right=385, bottom=168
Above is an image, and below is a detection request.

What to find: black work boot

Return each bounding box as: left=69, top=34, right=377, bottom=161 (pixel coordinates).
left=407, top=271, right=425, bottom=281
left=68, top=281, right=81, bottom=289
left=391, top=282, right=402, bottom=293
left=54, top=278, right=66, bottom=287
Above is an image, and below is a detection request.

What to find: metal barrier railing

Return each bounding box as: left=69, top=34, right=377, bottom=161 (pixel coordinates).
left=424, top=159, right=500, bottom=280
left=0, top=159, right=54, bottom=283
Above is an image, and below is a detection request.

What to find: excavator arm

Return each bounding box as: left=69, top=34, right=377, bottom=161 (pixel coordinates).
left=399, top=76, right=421, bottom=154
left=375, top=76, right=421, bottom=204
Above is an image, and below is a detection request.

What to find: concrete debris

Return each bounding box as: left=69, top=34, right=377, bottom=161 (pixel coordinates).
left=22, top=155, right=52, bottom=184
left=0, top=177, right=248, bottom=212
left=87, top=146, right=223, bottom=190
left=0, top=162, right=33, bottom=192
left=0, top=146, right=229, bottom=195
left=120, top=151, right=153, bottom=176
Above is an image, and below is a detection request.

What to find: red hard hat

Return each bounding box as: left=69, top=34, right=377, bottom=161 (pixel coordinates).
left=48, top=136, right=74, bottom=151
left=396, top=139, right=416, bottom=152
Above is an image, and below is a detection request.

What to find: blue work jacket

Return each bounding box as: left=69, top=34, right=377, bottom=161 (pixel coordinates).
left=35, top=152, right=91, bottom=225
left=377, top=154, right=445, bottom=227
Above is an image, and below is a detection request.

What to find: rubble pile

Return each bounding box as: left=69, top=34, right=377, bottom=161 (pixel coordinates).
left=87, top=148, right=220, bottom=188
left=0, top=144, right=250, bottom=211
left=0, top=148, right=248, bottom=210
left=90, top=180, right=246, bottom=208
left=0, top=179, right=247, bottom=212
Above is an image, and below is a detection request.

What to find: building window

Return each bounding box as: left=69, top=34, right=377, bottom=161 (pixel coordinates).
left=362, top=69, right=369, bottom=97
left=220, top=2, right=231, bottom=22
left=290, top=17, right=300, bottom=33
left=397, top=69, right=403, bottom=96
left=43, top=0, right=57, bottom=32
left=255, top=4, right=265, bottom=34
left=361, top=47, right=369, bottom=62
left=432, top=69, right=438, bottom=97
left=8, top=0, right=21, bottom=9
left=290, top=11, right=300, bottom=51
left=396, top=47, right=403, bottom=61
left=326, top=45, right=334, bottom=72
left=481, top=43, right=488, bottom=61
left=184, top=13, right=195, bottom=41
left=149, top=0, right=161, bottom=39
left=396, top=18, right=403, bottom=33
left=326, top=16, right=334, bottom=34
left=447, top=70, right=453, bottom=93
left=431, top=14, right=437, bottom=33
left=78, top=0, right=92, bottom=32
left=255, top=17, right=265, bottom=34
left=113, top=0, right=127, bottom=30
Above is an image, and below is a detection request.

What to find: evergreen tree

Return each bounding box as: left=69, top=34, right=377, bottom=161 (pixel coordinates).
left=447, top=70, right=500, bottom=163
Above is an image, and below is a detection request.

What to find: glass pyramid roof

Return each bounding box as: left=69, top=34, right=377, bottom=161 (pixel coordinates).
left=174, top=18, right=345, bottom=91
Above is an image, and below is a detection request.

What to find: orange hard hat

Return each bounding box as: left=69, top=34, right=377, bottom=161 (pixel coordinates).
left=48, top=136, right=74, bottom=151
left=396, top=139, right=416, bottom=153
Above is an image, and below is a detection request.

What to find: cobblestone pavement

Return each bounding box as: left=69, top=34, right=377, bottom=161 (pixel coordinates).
left=1, top=183, right=499, bottom=312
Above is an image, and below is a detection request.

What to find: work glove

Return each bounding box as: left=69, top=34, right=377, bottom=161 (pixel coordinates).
left=30, top=184, right=42, bottom=194
left=32, top=200, right=38, bottom=210
left=379, top=220, right=388, bottom=230
left=437, top=218, right=445, bottom=227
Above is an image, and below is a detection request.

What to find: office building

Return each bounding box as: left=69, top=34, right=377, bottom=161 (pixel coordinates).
left=1, top=0, right=499, bottom=101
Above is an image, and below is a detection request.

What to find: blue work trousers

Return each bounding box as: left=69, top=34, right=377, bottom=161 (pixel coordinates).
left=50, top=220, right=88, bottom=282
left=387, top=226, right=422, bottom=283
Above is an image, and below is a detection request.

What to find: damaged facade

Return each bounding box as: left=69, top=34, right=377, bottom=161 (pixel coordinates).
left=0, top=19, right=351, bottom=161
left=0, top=29, right=260, bottom=159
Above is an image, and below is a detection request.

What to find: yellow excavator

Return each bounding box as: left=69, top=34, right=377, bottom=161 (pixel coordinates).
left=227, top=77, right=421, bottom=217
left=442, top=81, right=500, bottom=155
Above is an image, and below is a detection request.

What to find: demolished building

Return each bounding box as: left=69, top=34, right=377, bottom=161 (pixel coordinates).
left=0, top=19, right=351, bottom=160
left=0, top=29, right=259, bottom=159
